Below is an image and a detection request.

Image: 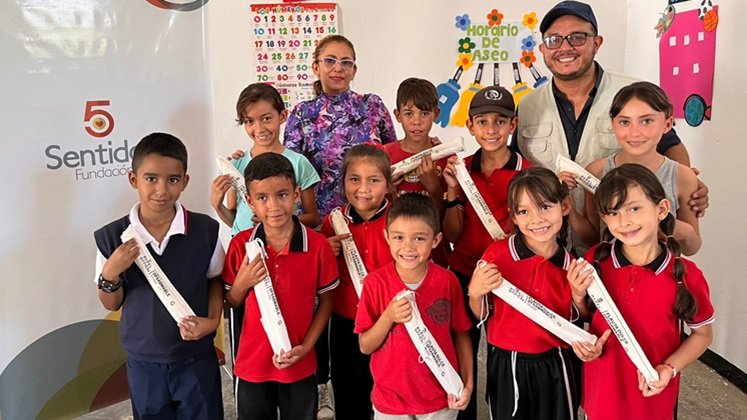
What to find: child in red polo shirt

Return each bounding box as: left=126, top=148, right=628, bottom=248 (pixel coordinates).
left=385, top=77, right=454, bottom=268
left=469, top=167, right=591, bottom=420
left=386, top=77, right=447, bottom=200
left=355, top=193, right=473, bottom=419
left=319, top=144, right=393, bottom=419
left=567, top=164, right=714, bottom=420
left=442, top=85, right=531, bottom=419
left=223, top=153, right=339, bottom=420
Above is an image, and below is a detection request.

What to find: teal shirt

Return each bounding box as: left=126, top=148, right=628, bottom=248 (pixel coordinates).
left=230, top=148, right=320, bottom=236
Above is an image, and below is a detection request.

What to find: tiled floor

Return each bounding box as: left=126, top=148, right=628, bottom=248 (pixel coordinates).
left=81, top=330, right=747, bottom=420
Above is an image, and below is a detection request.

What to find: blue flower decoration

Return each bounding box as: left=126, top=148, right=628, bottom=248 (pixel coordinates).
left=521, top=36, right=537, bottom=51
left=454, top=14, right=471, bottom=31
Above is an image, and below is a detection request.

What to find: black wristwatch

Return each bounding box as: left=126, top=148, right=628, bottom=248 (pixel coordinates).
left=98, top=275, right=122, bottom=293
left=442, top=197, right=464, bottom=209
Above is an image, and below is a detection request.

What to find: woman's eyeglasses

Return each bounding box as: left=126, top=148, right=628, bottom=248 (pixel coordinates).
left=318, top=57, right=356, bottom=71
left=542, top=32, right=595, bottom=50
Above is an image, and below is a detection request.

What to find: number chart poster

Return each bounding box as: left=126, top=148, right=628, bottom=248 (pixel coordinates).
left=251, top=3, right=339, bottom=109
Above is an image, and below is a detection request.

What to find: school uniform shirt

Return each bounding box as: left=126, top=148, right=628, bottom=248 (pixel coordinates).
left=94, top=203, right=225, bottom=362
left=320, top=201, right=393, bottom=320
left=223, top=218, right=339, bottom=383
left=449, top=149, right=531, bottom=275
left=582, top=240, right=714, bottom=420
left=284, top=90, right=396, bottom=218
left=384, top=141, right=449, bottom=197
left=229, top=148, right=320, bottom=236
left=479, top=234, right=574, bottom=353
left=354, top=262, right=472, bottom=415
left=384, top=141, right=453, bottom=267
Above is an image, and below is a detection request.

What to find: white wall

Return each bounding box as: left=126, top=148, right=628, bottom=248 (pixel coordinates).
left=206, top=0, right=746, bottom=371
left=207, top=0, right=628, bottom=153
left=625, top=0, right=747, bottom=372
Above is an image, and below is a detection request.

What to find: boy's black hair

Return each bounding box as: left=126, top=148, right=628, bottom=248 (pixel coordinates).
left=396, top=77, right=439, bottom=111
left=387, top=192, right=440, bottom=234
left=236, top=83, right=285, bottom=124
left=132, top=132, right=188, bottom=173
left=244, top=152, right=297, bottom=188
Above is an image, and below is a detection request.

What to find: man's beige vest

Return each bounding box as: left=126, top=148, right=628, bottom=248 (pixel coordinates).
left=516, top=70, right=637, bottom=246
left=516, top=71, right=638, bottom=170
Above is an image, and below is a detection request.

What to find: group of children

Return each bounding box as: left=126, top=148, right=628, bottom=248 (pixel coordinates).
left=94, top=35, right=714, bottom=420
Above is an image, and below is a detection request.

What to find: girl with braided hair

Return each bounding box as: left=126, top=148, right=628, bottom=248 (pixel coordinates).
left=567, top=163, right=714, bottom=419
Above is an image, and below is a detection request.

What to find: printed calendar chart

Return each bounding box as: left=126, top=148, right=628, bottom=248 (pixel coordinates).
left=251, top=3, right=339, bottom=109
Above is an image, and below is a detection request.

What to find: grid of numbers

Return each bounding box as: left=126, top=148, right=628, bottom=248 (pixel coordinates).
left=251, top=3, right=339, bottom=109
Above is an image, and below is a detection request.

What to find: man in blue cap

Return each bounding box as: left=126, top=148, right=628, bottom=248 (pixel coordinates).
left=515, top=1, right=708, bottom=225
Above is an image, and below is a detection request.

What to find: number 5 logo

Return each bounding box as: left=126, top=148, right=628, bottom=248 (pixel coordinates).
left=84, top=100, right=114, bottom=138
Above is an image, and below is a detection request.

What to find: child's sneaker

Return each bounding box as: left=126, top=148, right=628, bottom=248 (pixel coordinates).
left=317, top=382, right=334, bottom=420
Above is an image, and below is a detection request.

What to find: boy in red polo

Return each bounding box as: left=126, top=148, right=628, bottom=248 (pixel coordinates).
left=385, top=77, right=454, bottom=268
left=223, top=153, right=339, bottom=420
left=442, top=85, right=531, bottom=419
left=355, top=193, right=473, bottom=419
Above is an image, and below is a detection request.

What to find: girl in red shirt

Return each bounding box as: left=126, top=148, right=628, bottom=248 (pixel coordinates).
left=469, top=167, right=583, bottom=420
left=568, top=163, right=714, bottom=420
left=320, top=144, right=393, bottom=419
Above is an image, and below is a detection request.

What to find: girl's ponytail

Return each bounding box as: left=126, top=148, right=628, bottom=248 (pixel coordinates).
left=661, top=213, right=697, bottom=321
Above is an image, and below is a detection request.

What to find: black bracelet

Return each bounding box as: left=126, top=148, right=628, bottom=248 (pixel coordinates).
left=442, top=197, right=464, bottom=208
left=98, top=275, right=122, bottom=293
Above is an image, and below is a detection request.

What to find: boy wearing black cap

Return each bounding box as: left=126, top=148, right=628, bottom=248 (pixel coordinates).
left=442, top=86, right=531, bottom=420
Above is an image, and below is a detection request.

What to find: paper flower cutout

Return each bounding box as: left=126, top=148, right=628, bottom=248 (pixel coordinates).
left=523, top=12, right=538, bottom=29
left=458, top=37, right=476, bottom=54
left=456, top=53, right=474, bottom=71
left=454, top=14, right=471, bottom=31
left=703, top=9, right=718, bottom=32
left=520, top=51, right=536, bottom=67
left=520, top=36, right=537, bottom=51
left=487, top=9, right=504, bottom=27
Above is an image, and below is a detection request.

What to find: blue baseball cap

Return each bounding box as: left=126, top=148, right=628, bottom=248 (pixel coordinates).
left=540, top=1, right=598, bottom=34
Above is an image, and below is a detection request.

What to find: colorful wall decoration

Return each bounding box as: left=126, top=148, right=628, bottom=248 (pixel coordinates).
left=659, top=1, right=718, bottom=126
left=438, top=9, right=544, bottom=128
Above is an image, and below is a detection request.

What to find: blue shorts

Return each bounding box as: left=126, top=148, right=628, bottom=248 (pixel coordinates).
left=126, top=353, right=223, bottom=420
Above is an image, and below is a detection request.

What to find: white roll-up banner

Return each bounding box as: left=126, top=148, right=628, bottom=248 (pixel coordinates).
left=121, top=225, right=196, bottom=323
left=246, top=239, right=293, bottom=356
left=0, top=2, right=215, bottom=418
left=391, top=137, right=466, bottom=176
left=216, top=155, right=249, bottom=205
left=489, top=274, right=597, bottom=346
left=581, top=260, right=660, bottom=384
left=398, top=290, right=464, bottom=397
left=555, top=154, right=600, bottom=194
left=329, top=208, right=367, bottom=298
left=454, top=158, right=506, bottom=240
